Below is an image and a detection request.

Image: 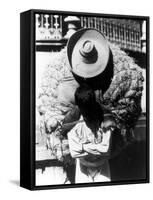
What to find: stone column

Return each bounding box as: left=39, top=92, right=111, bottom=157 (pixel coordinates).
left=141, top=20, right=146, bottom=53
left=64, top=16, right=80, bottom=39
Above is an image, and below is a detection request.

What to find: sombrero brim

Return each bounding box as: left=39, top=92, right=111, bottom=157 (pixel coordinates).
left=67, top=28, right=110, bottom=78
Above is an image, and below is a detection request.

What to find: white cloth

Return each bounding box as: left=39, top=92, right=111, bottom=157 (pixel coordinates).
left=68, top=119, right=112, bottom=183
left=75, top=159, right=111, bottom=183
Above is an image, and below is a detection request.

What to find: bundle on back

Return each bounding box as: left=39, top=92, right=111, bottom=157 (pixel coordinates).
left=36, top=43, right=144, bottom=161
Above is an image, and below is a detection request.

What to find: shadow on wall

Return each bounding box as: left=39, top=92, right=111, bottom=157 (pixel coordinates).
left=9, top=180, right=20, bottom=186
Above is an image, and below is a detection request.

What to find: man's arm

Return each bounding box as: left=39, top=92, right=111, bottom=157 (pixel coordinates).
left=82, top=129, right=112, bottom=156
left=68, top=127, right=112, bottom=158
left=68, top=124, right=89, bottom=158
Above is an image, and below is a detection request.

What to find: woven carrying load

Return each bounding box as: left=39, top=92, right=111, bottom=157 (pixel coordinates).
left=37, top=43, right=144, bottom=162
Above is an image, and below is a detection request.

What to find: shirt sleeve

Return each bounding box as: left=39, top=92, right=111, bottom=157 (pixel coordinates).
left=68, top=123, right=88, bottom=158
left=95, top=129, right=112, bottom=155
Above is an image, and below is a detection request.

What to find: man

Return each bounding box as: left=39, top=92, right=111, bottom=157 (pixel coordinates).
left=68, top=84, right=117, bottom=183
left=50, top=28, right=144, bottom=183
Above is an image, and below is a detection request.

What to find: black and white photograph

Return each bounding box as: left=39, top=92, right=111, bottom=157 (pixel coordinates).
left=0, top=0, right=153, bottom=198
left=34, top=11, right=148, bottom=187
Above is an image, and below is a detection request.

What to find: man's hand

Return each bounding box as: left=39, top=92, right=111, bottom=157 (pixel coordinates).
left=101, top=114, right=116, bottom=132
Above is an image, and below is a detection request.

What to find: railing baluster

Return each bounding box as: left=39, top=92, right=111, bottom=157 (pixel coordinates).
left=108, top=21, right=110, bottom=40
left=36, top=14, right=40, bottom=28
left=35, top=14, right=143, bottom=52
left=94, top=17, right=97, bottom=28
left=129, top=27, right=132, bottom=50
left=50, top=14, right=53, bottom=28
left=41, top=14, right=43, bottom=28
left=44, top=15, right=49, bottom=29
left=84, top=17, right=87, bottom=28
left=81, top=17, right=84, bottom=27
left=122, top=24, right=125, bottom=49
left=110, top=22, right=114, bottom=42
left=91, top=17, right=94, bottom=28
left=99, top=18, right=102, bottom=33
left=60, top=15, right=62, bottom=29
left=133, top=29, right=136, bottom=51
left=117, top=23, right=120, bottom=45
left=98, top=18, right=100, bottom=30
left=88, top=17, right=90, bottom=28
left=105, top=20, right=108, bottom=38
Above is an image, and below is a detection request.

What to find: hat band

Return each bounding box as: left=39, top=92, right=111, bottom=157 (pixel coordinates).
left=79, top=40, right=98, bottom=64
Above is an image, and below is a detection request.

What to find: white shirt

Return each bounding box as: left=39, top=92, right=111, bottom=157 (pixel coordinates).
left=68, top=118, right=112, bottom=182
left=68, top=119, right=112, bottom=167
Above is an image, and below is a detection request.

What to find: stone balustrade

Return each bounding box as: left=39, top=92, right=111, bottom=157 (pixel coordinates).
left=35, top=14, right=145, bottom=53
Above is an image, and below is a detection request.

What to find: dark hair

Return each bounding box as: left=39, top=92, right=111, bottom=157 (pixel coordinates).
left=75, top=85, right=128, bottom=155
left=75, top=84, right=96, bottom=109
left=75, top=84, right=103, bottom=135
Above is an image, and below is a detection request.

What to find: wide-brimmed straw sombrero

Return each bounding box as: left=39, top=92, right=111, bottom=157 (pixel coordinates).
left=67, top=28, right=112, bottom=79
